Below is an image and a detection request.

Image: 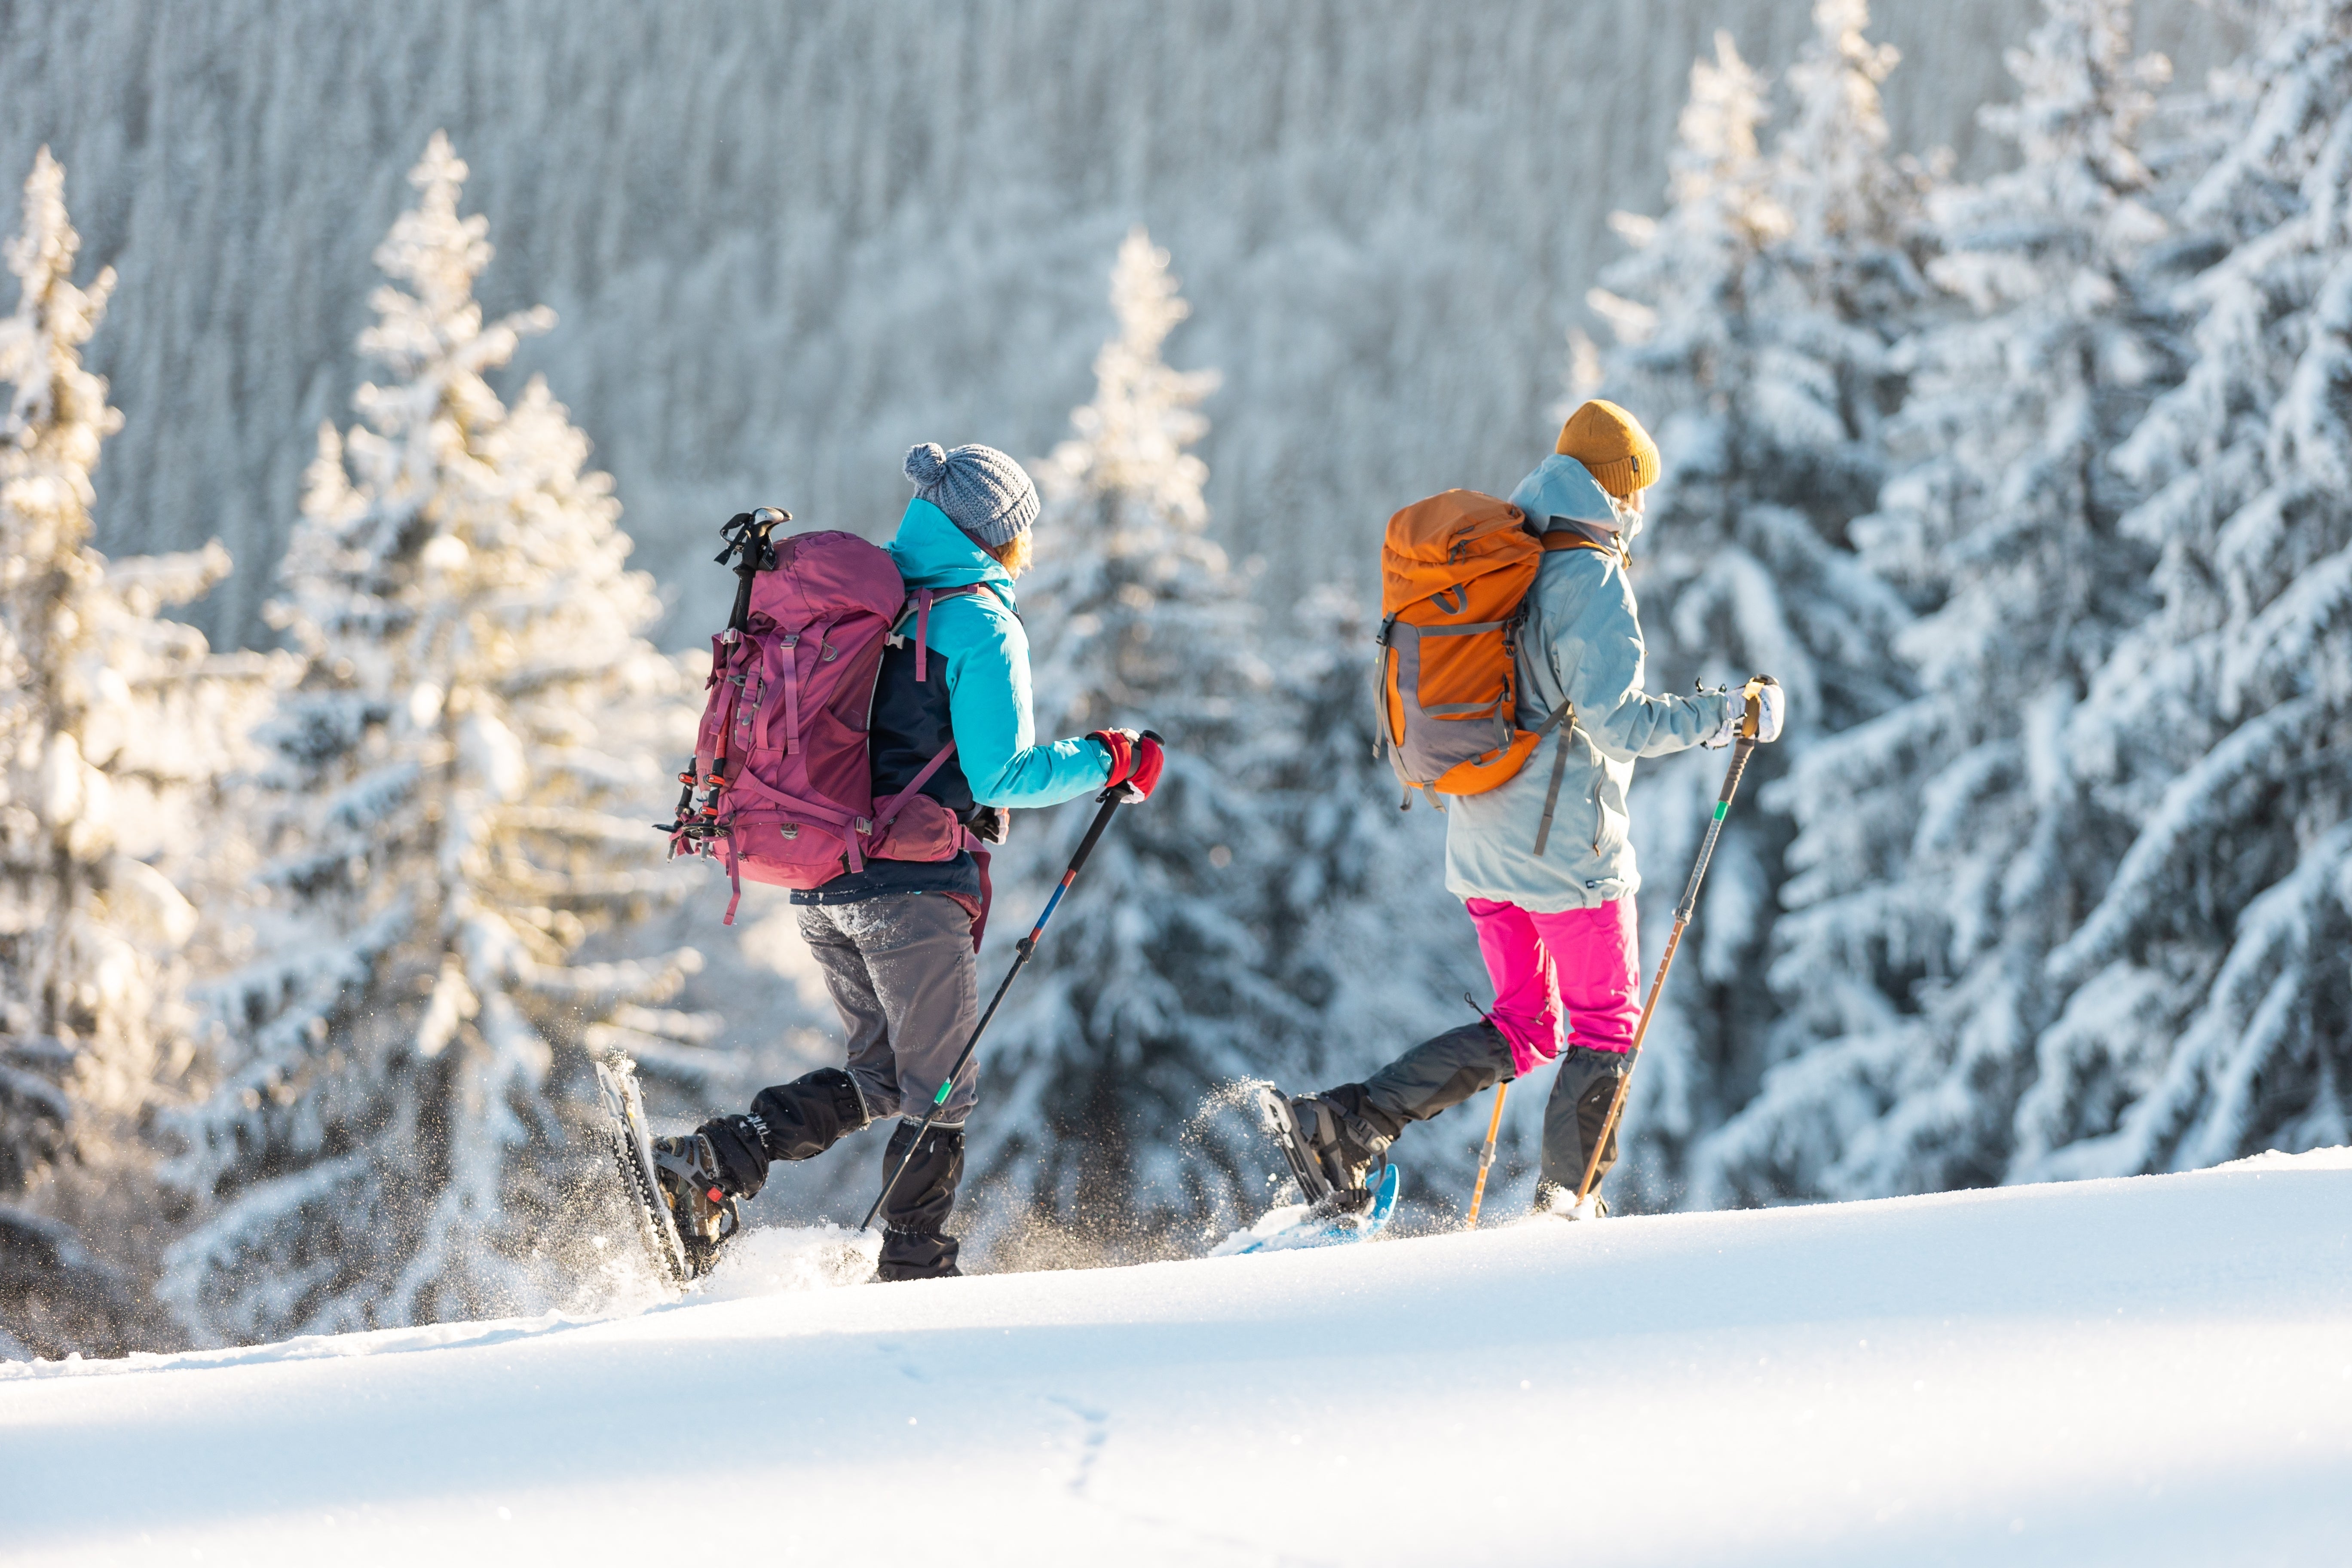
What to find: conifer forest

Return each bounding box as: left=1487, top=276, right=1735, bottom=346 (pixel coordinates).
left=6, top=0, right=2350, bottom=1361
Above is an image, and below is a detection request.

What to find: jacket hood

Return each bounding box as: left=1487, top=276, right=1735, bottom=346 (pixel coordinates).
left=1509, top=454, right=1621, bottom=532
left=888, top=498, right=1017, bottom=606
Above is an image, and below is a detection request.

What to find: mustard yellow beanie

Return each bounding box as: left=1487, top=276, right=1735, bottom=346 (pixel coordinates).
left=1555, top=399, right=1662, bottom=498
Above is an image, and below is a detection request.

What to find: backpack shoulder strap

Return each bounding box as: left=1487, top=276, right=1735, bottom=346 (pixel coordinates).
left=898, top=583, right=988, bottom=683
left=1540, top=527, right=1625, bottom=565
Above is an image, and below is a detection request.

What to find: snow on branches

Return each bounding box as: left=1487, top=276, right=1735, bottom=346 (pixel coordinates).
left=1580, top=3, right=1920, bottom=1209
left=2030, top=3, right=2352, bottom=1176
left=0, top=150, right=284, bottom=1358
left=1695, top=0, right=2352, bottom=1199
left=1700, top=0, right=2191, bottom=1203
left=162, top=135, right=701, bottom=1344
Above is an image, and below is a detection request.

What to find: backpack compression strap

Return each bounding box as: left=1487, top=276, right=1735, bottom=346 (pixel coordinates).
left=870, top=741, right=959, bottom=833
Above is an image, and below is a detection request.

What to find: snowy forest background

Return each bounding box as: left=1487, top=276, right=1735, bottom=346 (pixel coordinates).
left=6, top=0, right=2349, bottom=1356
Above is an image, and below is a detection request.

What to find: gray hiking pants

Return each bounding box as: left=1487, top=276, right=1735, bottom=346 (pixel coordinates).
left=796, top=893, right=980, bottom=1124
left=1358, top=1022, right=1627, bottom=1195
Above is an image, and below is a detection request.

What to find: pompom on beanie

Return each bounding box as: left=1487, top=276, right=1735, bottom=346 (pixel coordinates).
left=1554, top=399, right=1662, bottom=498
left=903, top=442, right=1040, bottom=549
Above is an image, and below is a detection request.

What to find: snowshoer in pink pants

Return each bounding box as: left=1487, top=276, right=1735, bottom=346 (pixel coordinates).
left=1274, top=401, right=1780, bottom=1217
left=1465, top=896, right=1642, bottom=1073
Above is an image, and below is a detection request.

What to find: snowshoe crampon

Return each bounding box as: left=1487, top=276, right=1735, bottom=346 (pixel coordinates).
left=1212, top=1083, right=1403, bottom=1256
left=596, top=1057, right=738, bottom=1285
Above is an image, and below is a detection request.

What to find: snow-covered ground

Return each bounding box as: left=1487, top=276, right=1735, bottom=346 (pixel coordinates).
left=6, top=1151, right=2348, bottom=1567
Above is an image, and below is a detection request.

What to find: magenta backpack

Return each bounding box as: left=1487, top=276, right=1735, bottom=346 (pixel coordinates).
left=662, top=509, right=974, bottom=922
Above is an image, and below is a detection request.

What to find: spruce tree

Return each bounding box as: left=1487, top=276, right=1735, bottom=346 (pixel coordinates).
left=2011, top=3, right=2352, bottom=1177
left=162, top=135, right=701, bottom=1343
left=974, top=229, right=1290, bottom=1253
left=1580, top=4, right=1919, bottom=1208
left=1697, top=0, right=2189, bottom=1202
left=0, top=150, right=280, bottom=1357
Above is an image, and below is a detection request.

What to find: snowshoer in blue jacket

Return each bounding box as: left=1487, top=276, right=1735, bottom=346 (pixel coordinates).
left=658, top=443, right=1164, bottom=1281
left=1273, top=401, right=1785, bottom=1217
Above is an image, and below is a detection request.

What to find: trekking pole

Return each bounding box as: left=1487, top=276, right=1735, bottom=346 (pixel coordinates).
left=1464, top=1082, right=1509, bottom=1228
left=860, top=744, right=1156, bottom=1232
left=1571, top=680, right=1772, bottom=1211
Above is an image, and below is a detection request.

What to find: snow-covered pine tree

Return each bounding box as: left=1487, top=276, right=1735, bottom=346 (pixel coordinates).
left=2008, top=5, right=2352, bottom=1178
left=0, top=150, right=284, bottom=1358
left=161, top=135, right=701, bottom=1344
left=971, top=228, right=1291, bottom=1254
left=1580, top=4, right=1919, bottom=1209
left=1694, top=0, right=2190, bottom=1203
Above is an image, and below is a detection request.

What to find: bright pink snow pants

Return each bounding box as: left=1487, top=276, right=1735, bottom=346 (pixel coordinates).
left=1463, top=896, right=1642, bottom=1076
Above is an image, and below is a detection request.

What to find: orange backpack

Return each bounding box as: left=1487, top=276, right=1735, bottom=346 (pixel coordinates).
left=1374, top=490, right=1613, bottom=829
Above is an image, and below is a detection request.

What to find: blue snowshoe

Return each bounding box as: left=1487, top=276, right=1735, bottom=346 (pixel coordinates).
left=1215, top=1083, right=1404, bottom=1255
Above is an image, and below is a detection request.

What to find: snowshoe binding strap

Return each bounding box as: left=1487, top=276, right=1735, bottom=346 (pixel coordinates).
left=651, top=1132, right=743, bottom=1273
left=1256, top=1085, right=1334, bottom=1210
left=1259, top=1084, right=1385, bottom=1216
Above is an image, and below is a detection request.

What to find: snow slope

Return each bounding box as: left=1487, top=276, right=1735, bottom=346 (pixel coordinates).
left=6, top=1151, right=2349, bottom=1567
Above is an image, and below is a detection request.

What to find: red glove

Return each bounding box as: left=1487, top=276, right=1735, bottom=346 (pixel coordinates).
left=1091, top=727, right=1165, bottom=802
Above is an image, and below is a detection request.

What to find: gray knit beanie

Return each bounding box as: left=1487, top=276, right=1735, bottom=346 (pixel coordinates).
left=903, top=442, right=1039, bottom=549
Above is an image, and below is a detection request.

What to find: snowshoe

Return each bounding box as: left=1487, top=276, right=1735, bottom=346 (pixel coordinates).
left=1215, top=1161, right=1402, bottom=1256
left=596, top=1057, right=738, bottom=1285
left=651, top=1130, right=743, bottom=1275
left=1255, top=1082, right=1396, bottom=1211
left=1256, top=1082, right=1338, bottom=1210
left=1210, top=1083, right=1403, bottom=1256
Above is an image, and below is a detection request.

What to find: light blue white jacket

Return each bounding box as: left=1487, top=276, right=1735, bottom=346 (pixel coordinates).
left=1442, top=457, right=1734, bottom=911
left=885, top=498, right=1111, bottom=807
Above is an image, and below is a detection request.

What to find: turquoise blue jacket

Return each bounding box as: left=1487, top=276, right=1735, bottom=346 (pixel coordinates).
left=885, top=499, right=1111, bottom=808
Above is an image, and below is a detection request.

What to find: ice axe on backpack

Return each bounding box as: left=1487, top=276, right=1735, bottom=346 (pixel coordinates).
left=1569, top=676, right=1777, bottom=1213
left=859, top=735, right=1163, bottom=1235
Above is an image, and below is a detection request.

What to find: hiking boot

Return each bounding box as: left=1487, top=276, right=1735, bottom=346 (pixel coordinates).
left=651, top=1131, right=741, bottom=1261
left=1289, top=1085, right=1399, bottom=1203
